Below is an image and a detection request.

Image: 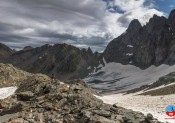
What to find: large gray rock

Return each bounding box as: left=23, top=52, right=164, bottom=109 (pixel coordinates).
left=90, top=115, right=115, bottom=123
left=93, top=109, right=111, bottom=117
left=146, top=113, right=153, bottom=120
left=16, top=91, right=34, bottom=101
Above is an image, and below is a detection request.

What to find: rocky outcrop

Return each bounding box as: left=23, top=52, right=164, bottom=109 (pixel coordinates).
left=0, top=64, right=161, bottom=123
left=104, top=9, right=175, bottom=68
left=0, top=63, right=31, bottom=88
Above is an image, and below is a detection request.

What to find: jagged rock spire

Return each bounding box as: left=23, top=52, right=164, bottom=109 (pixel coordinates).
left=167, top=9, right=175, bottom=32
left=127, top=19, right=142, bottom=33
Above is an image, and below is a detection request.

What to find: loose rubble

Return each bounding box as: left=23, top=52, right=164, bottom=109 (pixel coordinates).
left=1, top=82, right=162, bottom=123
left=0, top=63, right=162, bottom=123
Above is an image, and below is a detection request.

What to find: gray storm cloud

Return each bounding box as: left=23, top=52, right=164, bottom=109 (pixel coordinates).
left=0, top=0, right=164, bottom=51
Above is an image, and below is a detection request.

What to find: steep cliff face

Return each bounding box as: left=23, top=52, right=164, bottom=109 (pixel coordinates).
left=104, top=9, right=175, bottom=68
left=165, top=9, right=175, bottom=65
left=103, top=19, right=142, bottom=65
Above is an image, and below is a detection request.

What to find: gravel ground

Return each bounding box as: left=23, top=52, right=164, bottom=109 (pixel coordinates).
left=0, top=113, right=17, bottom=123
left=96, top=93, right=175, bottom=123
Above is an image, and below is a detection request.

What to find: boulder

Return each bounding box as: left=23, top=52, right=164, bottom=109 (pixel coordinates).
left=146, top=113, right=153, bottom=120
left=93, top=109, right=111, bottom=117
left=90, top=114, right=115, bottom=123
left=16, top=91, right=34, bottom=101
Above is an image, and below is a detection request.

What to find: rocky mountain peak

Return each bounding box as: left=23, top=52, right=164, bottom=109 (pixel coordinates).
left=87, top=47, right=93, bottom=55
left=104, top=10, right=175, bottom=68
left=23, top=46, right=33, bottom=51
left=127, top=19, right=142, bottom=33
left=0, top=43, right=100, bottom=80
left=146, top=14, right=166, bottom=33
left=167, top=9, right=175, bottom=32
left=168, top=9, right=175, bottom=21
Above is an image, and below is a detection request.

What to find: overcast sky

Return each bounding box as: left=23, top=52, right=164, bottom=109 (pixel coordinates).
left=0, top=0, right=173, bottom=51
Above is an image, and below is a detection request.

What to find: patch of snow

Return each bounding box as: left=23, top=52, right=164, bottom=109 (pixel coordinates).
left=87, top=66, right=92, bottom=70
left=169, top=27, right=171, bottom=31
left=93, top=67, right=97, bottom=73
left=84, top=62, right=175, bottom=93
left=97, top=93, right=175, bottom=123
left=97, top=64, right=103, bottom=69
left=126, top=53, right=133, bottom=56
left=59, top=82, right=69, bottom=88
left=103, top=57, right=107, bottom=66
left=0, top=87, right=17, bottom=99
left=127, top=45, right=134, bottom=48
left=95, top=58, right=107, bottom=69
left=129, top=61, right=133, bottom=64
left=60, top=82, right=65, bottom=85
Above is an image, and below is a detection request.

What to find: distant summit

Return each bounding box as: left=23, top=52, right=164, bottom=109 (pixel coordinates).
left=103, top=9, right=175, bottom=68
left=23, top=46, right=33, bottom=51
left=127, top=19, right=142, bottom=33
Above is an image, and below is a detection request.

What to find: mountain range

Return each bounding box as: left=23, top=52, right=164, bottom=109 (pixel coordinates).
left=0, top=43, right=100, bottom=80
left=0, top=9, right=175, bottom=80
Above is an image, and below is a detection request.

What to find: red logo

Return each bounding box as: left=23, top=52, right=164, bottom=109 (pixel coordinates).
left=166, top=105, right=175, bottom=117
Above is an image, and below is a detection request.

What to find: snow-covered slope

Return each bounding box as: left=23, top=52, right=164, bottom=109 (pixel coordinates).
left=84, top=62, right=175, bottom=94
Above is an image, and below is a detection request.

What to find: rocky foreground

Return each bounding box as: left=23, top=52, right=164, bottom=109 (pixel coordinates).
left=0, top=63, right=161, bottom=123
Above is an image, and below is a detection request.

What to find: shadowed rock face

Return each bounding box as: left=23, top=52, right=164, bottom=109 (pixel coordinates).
left=168, top=9, right=175, bottom=32
left=0, top=43, right=14, bottom=62
left=104, top=9, right=175, bottom=68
